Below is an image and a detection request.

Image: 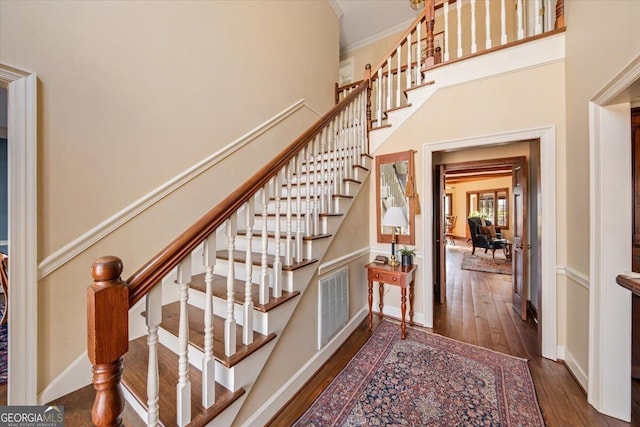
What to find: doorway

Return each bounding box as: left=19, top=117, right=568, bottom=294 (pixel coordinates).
left=433, top=147, right=541, bottom=350
left=422, top=127, right=557, bottom=361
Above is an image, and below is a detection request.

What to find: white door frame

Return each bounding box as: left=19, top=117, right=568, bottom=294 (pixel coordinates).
left=588, top=55, right=640, bottom=422
left=0, top=64, right=38, bottom=405
left=423, top=126, right=558, bottom=360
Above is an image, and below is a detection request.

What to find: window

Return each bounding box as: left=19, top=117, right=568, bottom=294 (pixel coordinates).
left=467, top=188, right=509, bottom=228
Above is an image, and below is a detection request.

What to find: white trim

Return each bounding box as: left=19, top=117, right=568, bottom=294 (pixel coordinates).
left=372, top=304, right=426, bottom=327
left=37, top=99, right=322, bottom=280
left=563, top=346, right=589, bottom=393
left=556, top=265, right=589, bottom=289
left=0, top=64, right=38, bottom=405
left=588, top=55, right=640, bottom=422
left=240, top=307, right=368, bottom=427
left=37, top=351, right=92, bottom=405
left=342, top=18, right=416, bottom=55
left=318, top=247, right=370, bottom=276
left=556, top=345, right=565, bottom=360
left=423, top=126, right=557, bottom=361
left=327, top=0, right=343, bottom=19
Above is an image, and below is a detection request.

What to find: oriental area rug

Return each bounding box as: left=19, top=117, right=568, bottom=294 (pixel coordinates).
left=461, top=250, right=513, bottom=275
left=293, top=320, right=544, bottom=426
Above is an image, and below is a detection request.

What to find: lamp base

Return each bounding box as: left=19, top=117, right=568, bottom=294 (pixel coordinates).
left=388, top=255, right=399, bottom=266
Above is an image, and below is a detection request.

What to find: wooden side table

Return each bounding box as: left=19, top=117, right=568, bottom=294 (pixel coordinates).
left=365, top=262, right=417, bottom=339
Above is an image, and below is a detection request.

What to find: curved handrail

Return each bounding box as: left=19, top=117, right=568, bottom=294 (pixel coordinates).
left=127, top=81, right=369, bottom=306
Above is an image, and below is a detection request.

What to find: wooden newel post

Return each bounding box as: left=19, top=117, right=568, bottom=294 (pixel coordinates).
left=87, top=256, right=129, bottom=427
left=555, top=0, right=565, bottom=29
left=364, top=64, right=372, bottom=135
left=424, top=0, right=436, bottom=68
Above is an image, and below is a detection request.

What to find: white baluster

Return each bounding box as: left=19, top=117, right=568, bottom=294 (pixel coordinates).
left=260, top=184, right=270, bottom=304
left=201, top=236, right=215, bottom=408
left=517, top=0, right=525, bottom=39
left=337, top=111, right=345, bottom=196
left=318, top=128, right=327, bottom=216
left=470, top=0, right=477, bottom=53
left=243, top=201, right=254, bottom=345
left=376, top=68, right=383, bottom=125
left=416, top=20, right=422, bottom=82
left=328, top=119, right=336, bottom=214
left=501, top=0, right=507, bottom=44
left=304, top=146, right=312, bottom=237
left=456, top=0, right=463, bottom=58
left=145, top=283, right=162, bottom=426
left=176, top=255, right=192, bottom=426
left=485, top=0, right=492, bottom=49
left=443, top=2, right=450, bottom=61
left=224, top=216, right=237, bottom=357
left=385, top=58, right=391, bottom=112
left=331, top=116, right=340, bottom=203
left=345, top=103, right=353, bottom=183
left=406, top=33, right=412, bottom=88
left=534, top=0, right=543, bottom=35
left=272, top=172, right=282, bottom=298
left=295, top=152, right=303, bottom=263
left=285, top=160, right=293, bottom=266
left=313, top=134, right=321, bottom=235
left=396, top=46, right=401, bottom=108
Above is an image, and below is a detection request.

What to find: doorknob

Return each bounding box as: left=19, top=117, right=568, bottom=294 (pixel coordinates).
left=516, top=243, right=523, bottom=249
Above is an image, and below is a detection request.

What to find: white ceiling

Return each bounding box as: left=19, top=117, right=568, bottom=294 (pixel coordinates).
left=334, top=0, right=422, bottom=54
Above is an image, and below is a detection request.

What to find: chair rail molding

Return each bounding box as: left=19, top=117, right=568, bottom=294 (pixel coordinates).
left=588, top=54, right=640, bottom=422
left=37, top=99, right=322, bottom=280
left=423, top=126, right=557, bottom=361
left=0, top=64, right=38, bottom=405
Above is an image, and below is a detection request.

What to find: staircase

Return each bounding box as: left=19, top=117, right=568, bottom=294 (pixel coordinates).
left=84, top=0, right=567, bottom=424
left=86, top=84, right=371, bottom=426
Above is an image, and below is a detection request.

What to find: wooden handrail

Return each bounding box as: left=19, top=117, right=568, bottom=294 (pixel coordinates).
left=127, top=81, right=369, bottom=307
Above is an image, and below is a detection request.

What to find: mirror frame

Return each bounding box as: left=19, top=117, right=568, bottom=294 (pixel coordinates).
left=376, top=150, right=416, bottom=245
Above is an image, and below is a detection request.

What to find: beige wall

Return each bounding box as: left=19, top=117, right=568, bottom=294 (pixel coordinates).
left=0, top=0, right=340, bottom=391
left=563, top=0, right=640, bottom=375
left=369, top=60, right=566, bottom=336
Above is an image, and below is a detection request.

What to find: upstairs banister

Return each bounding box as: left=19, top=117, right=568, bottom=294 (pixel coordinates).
left=127, top=80, right=369, bottom=307
left=369, top=1, right=432, bottom=76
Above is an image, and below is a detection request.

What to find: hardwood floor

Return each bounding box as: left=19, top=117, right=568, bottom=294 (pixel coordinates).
left=269, top=240, right=635, bottom=426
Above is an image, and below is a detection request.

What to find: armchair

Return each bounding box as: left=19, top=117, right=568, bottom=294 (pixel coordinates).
left=467, top=217, right=507, bottom=258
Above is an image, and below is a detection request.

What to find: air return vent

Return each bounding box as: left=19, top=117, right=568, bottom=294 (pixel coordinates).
left=318, top=268, right=349, bottom=349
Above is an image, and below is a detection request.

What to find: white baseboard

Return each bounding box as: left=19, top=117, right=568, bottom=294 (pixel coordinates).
left=240, top=307, right=368, bottom=426
left=558, top=345, right=589, bottom=392
left=373, top=305, right=426, bottom=327
left=37, top=351, right=92, bottom=405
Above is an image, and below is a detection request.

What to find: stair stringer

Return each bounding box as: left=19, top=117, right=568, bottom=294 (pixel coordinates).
left=208, top=161, right=371, bottom=426
left=369, top=32, right=565, bottom=152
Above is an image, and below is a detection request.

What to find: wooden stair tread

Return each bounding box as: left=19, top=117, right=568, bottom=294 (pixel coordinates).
left=215, top=249, right=318, bottom=271
left=157, top=302, right=277, bottom=368
left=370, top=124, right=392, bottom=131
left=122, top=336, right=245, bottom=427
left=190, top=272, right=300, bottom=313
left=405, top=79, right=436, bottom=94
left=384, top=103, right=412, bottom=114
left=236, top=229, right=332, bottom=241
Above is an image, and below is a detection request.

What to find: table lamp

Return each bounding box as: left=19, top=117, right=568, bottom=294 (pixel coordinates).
left=382, top=206, right=408, bottom=266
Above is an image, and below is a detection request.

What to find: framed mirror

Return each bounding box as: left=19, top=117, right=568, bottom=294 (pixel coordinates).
left=376, top=150, right=416, bottom=245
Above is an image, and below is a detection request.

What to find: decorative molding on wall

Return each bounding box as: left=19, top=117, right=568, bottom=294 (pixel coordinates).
left=318, top=247, right=370, bottom=276
left=37, top=99, right=322, bottom=280
left=240, top=307, right=368, bottom=426
left=556, top=265, right=589, bottom=289
left=327, top=0, right=343, bottom=19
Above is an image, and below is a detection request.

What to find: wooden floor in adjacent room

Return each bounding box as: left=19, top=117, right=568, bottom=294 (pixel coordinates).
left=270, top=239, right=636, bottom=427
